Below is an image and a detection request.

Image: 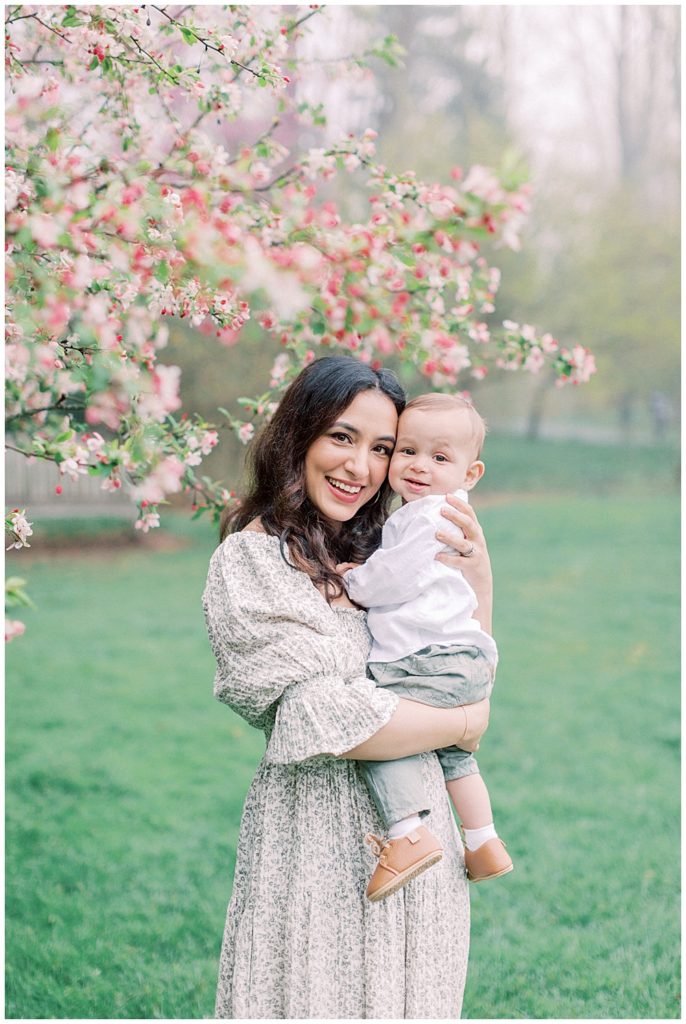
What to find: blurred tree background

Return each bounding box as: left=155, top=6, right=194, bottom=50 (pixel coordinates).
left=166, top=4, right=679, bottom=492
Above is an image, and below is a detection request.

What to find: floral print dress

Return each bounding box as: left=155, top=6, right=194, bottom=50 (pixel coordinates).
left=203, top=531, right=470, bottom=1019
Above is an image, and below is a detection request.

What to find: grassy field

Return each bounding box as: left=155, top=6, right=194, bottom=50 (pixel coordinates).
left=5, top=434, right=680, bottom=1019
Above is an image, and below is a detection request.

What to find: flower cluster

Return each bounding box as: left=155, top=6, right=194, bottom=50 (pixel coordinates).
left=5, top=5, right=595, bottom=638
left=5, top=509, right=33, bottom=551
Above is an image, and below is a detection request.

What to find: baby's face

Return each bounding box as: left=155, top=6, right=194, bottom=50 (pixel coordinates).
left=389, top=407, right=483, bottom=502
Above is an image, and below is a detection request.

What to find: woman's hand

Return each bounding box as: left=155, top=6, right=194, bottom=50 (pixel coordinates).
left=435, top=493, right=493, bottom=633
left=457, top=697, right=490, bottom=752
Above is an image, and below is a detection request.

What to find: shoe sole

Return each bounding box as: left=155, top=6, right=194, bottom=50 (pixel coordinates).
left=367, top=851, right=444, bottom=903
left=468, top=862, right=514, bottom=883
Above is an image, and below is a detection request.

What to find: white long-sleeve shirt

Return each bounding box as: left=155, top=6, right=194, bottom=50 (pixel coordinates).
left=344, top=489, right=498, bottom=665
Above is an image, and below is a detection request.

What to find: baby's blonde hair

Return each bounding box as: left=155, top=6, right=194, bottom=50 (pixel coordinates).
left=402, top=393, right=487, bottom=458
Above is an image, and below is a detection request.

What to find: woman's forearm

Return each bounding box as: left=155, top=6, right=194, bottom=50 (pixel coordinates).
left=339, top=698, right=480, bottom=761
left=474, top=584, right=492, bottom=635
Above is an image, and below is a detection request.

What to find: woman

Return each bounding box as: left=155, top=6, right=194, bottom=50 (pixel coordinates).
left=203, top=356, right=493, bottom=1019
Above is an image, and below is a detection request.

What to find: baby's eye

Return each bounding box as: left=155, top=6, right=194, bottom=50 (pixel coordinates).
left=399, top=447, right=415, bottom=456
left=434, top=454, right=448, bottom=463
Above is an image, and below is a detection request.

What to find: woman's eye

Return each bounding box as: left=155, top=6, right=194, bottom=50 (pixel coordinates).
left=331, top=432, right=351, bottom=444
left=372, top=444, right=393, bottom=456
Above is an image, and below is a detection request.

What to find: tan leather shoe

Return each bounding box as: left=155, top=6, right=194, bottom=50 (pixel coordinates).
left=364, top=826, right=443, bottom=903
left=464, top=837, right=513, bottom=882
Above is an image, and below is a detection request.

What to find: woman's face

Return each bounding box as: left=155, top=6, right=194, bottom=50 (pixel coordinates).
left=304, top=390, right=399, bottom=528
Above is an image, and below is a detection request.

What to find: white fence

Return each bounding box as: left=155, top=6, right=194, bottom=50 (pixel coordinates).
left=5, top=448, right=135, bottom=518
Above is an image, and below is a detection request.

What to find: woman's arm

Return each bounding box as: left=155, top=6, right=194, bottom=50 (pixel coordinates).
left=435, top=493, right=493, bottom=634
left=339, top=696, right=489, bottom=761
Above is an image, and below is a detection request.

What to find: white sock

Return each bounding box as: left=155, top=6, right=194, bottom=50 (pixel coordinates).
left=463, top=822, right=498, bottom=852
left=388, top=814, right=423, bottom=840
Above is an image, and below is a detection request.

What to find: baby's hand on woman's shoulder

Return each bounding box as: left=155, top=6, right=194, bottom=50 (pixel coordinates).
left=336, top=561, right=363, bottom=574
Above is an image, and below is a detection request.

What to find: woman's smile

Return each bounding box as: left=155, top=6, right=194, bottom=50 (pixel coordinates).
left=325, top=476, right=364, bottom=501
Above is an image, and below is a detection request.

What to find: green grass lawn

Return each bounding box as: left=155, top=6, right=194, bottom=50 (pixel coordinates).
left=5, top=435, right=680, bottom=1019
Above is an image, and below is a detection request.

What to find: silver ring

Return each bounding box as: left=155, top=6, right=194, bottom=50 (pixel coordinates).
left=462, top=543, right=475, bottom=558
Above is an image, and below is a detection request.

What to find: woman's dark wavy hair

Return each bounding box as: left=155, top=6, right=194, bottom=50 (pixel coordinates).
left=220, top=355, right=406, bottom=600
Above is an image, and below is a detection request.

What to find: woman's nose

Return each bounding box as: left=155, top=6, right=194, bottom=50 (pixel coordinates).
left=344, top=447, right=370, bottom=479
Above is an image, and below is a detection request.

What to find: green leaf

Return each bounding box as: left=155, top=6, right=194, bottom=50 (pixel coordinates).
left=102, top=55, right=113, bottom=73
left=62, top=7, right=84, bottom=28
left=88, top=56, right=99, bottom=71
left=154, top=261, right=169, bottom=284
left=46, top=127, right=60, bottom=152
left=180, top=26, right=196, bottom=45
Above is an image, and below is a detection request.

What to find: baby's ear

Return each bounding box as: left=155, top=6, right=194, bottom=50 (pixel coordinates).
left=464, top=460, right=485, bottom=490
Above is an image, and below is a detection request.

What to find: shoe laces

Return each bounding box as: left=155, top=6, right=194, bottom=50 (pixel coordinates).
left=364, top=832, right=390, bottom=858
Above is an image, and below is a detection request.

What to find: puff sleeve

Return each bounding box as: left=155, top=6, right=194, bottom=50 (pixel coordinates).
left=202, top=533, right=399, bottom=764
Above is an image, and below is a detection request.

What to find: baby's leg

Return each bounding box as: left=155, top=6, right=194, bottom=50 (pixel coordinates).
left=445, top=772, right=493, bottom=830
left=361, top=663, right=444, bottom=902
left=362, top=664, right=432, bottom=836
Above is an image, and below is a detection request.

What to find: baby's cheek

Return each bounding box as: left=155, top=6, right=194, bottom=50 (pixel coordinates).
left=387, top=458, right=403, bottom=491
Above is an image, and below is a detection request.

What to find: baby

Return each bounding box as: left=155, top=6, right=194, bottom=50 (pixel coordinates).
left=343, top=393, right=513, bottom=902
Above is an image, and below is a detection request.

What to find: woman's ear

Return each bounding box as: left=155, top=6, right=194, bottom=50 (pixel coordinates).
left=463, top=460, right=485, bottom=490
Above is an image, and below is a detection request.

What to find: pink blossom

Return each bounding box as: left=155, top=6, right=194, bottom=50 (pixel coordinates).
left=568, top=346, right=597, bottom=384
left=259, top=311, right=278, bottom=330
left=468, top=323, right=490, bottom=345
left=29, top=213, right=60, bottom=248
left=122, top=183, right=144, bottom=206
left=59, top=452, right=89, bottom=481
left=200, top=430, right=219, bottom=455
left=85, top=390, right=131, bottom=431
left=6, top=509, right=33, bottom=549
left=135, top=511, right=161, bottom=533
left=5, top=619, right=26, bottom=643
left=132, top=456, right=185, bottom=504
left=101, top=472, right=123, bottom=492
left=369, top=326, right=393, bottom=355
left=462, top=165, right=503, bottom=204
left=523, top=347, right=545, bottom=374
left=238, top=422, right=255, bottom=444
left=269, top=353, right=290, bottom=386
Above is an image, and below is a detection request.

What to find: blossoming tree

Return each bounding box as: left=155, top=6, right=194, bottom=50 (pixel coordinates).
left=5, top=3, right=595, bottom=639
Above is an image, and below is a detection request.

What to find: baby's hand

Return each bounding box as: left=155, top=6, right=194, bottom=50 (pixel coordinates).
left=336, top=561, right=363, bottom=574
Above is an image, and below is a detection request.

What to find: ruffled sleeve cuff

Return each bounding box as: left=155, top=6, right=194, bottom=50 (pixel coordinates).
left=264, top=675, right=400, bottom=765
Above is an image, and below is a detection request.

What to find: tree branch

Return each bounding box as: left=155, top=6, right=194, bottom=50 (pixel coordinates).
left=5, top=443, right=59, bottom=464
left=22, top=12, right=72, bottom=41
left=6, top=402, right=87, bottom=427
left=150, top=5, right=263, bottom=79
left=128, top=35, right=180, bottom=84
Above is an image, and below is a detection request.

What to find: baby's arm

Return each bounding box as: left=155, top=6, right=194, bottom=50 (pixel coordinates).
left=337, top=561, right=363, bottom=575
left=343, top=512, right=448, bottom=608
